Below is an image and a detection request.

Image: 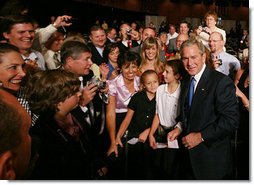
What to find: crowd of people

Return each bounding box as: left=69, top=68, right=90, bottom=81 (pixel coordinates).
left=0, top=1, right=249, bottom=180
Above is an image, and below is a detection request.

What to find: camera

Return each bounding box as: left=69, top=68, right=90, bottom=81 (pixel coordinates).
left=64, top=17, right=78, bottom=23
left=126, top=28, right=132, bottom=34
left=63, top=18, right=72, bottom=23
left=211, top=54, right=222, bottom=65
left=88, top=76, right=107, bottom=90
left=199, top=26, right=210, bottom=35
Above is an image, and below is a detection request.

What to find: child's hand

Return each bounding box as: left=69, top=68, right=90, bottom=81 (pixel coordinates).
left=115, top=136, right=123, bottom=147
left=138, top=129, right=150, bottom=143
left=167, top=127, right=181, bottom=141
left=149, top=134, right=157, bottom=149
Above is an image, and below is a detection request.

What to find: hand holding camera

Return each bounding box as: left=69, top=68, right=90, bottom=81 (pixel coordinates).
left=197, top=26, right=211, bottom=35
left=88, top=76, right=107, bottom=90
left=79, top=81, right=98, bottom=107
left=126, top=28, right=132, bottom=35
left=211, top=54, right=222, bottom=69
left=53, top=15, right=72, bottom=28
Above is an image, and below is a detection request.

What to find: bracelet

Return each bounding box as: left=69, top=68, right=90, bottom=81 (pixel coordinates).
left=53, top=22, right=57, bottom=27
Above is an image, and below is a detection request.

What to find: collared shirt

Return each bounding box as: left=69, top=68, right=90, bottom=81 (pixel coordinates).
left=44, top=50, right=61, bottom=70
left=121, top=40, right=128, bottom=47
left=107, top=37, right=116, bottom=43
left=127, top=90, right=156, bottom=138
left=193, top=63, right=206, bottom=92
left=166, top=32, right=179, bottom=45
left=108, top=74, right=140, bottom=113
left=156, top=82, right=181, bottom=128
left=95, top=46, right=104, bottom=57
left=22, top=49, right=46, bottom=70
left=214, top=51, right=241, bottom=76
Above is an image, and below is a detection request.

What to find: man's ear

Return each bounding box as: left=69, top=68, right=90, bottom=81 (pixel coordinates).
left=2, top=32, right=10, bottom=40
left=65, top=56, right=74, bottom=67
left=0, top=151, right=16, bottom=180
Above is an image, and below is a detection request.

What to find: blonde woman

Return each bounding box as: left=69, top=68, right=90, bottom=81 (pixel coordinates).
left=139, top=37, right=164, bottom=83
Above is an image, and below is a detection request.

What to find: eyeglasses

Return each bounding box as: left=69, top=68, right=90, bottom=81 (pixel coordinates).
left=206, top=18, right=215, bottom=21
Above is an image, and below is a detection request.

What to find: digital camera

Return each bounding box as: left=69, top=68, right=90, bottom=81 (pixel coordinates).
left=126, top=28, right=132, bottom=34
left=211, top=54, right=222, bottom=65
left=88, top=76, right=107, bottom=90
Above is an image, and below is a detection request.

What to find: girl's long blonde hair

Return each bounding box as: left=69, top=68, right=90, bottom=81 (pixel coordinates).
left=140, top=37, right=163, bottom=74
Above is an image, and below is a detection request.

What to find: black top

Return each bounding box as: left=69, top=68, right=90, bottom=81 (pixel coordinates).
left=127, top=90, right=156, bottom=139
left=29, top=115, right=95, bottom=180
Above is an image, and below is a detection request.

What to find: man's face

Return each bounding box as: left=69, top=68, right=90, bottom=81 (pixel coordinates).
left=89, top=29, right=106, bottom=48
left=169, top=26, right=176, bottom=35
left=142, top=28, right=155, bottom=41
left=208, top=32, right=224, bottom=53
left=67, top=51, right=93, bottom=76
left=3, top=23, right=35, bottom=54
left=181, top=44, right=206, bottom=76
left=119, top=24, right=131, bottom=38
left=107, top=29, right=117, bottom=40
left=176, top=34, right=188, bottom=50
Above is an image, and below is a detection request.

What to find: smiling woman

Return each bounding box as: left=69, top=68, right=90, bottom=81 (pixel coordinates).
left=0, top=43, right=26, bottom=93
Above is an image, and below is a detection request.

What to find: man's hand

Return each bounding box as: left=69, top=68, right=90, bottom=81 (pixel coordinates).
left=53, top=15, right=72, bottom=28
left=79, top=83, right=98, bottom=106
left=182, top=132, right=203, bottom=149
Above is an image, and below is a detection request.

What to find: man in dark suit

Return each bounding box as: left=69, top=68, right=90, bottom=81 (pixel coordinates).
left=61, top=41, right=110, bottom=162
left=178, top=38, right=239, bottom=179
left=106, top=27, right=117, bottom=44
left=87, top=25, right=107, bottom=66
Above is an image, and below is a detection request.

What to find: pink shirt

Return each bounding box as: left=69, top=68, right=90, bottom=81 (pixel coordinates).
left=108, top=74, right=140, bottom=113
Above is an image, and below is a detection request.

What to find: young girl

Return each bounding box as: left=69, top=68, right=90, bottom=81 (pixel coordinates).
left=139, top=37, right=164, bottom=83
left=115, top=70, right=159, bottom=179
left=148, top=59, right=185, bottom=179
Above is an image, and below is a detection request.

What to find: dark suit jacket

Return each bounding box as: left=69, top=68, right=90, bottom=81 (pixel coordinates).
left=167, top=38, right=177, bottom=54
left=117, top=40, right=139, bottom=53
left=29, top=113, right=95, bottom=179
left=179, top=66, right=239, bottom=179
left=87, top=42, right=104, bottom=66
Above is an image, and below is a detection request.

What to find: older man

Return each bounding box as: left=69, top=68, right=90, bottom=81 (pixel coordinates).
left=178, top=38, right=239, bottom=179
left=209, top=31, right=241, bottom=80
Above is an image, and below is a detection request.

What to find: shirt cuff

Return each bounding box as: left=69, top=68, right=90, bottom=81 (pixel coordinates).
left=174, top=122, right=182, bottom=133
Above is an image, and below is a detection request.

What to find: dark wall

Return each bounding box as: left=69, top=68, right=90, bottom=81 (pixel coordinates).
left=28, top=0, right=151, bottom=34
